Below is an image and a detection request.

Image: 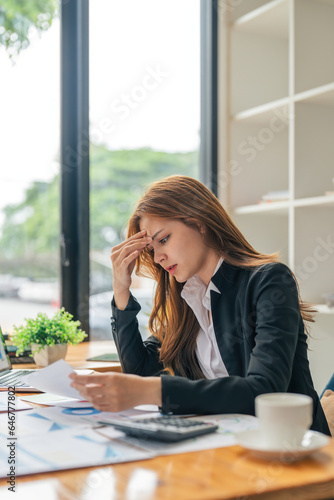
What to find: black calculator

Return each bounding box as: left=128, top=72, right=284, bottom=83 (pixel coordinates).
left=98, top=416, right=219, bottom=442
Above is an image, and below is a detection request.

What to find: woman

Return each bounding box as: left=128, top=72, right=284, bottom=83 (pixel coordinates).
left=70, top=175, right=330, bottom=435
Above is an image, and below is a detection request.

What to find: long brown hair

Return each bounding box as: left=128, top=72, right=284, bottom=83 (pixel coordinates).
left=127, top=175, right=314, bottom=379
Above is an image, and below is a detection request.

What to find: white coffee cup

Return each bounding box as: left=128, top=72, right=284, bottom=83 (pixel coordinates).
left=255, top=393, right=313, bottom=449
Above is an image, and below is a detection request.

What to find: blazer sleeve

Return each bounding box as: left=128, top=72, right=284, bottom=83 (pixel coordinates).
left=159, top=264, right=304, bottom=416
left=111, top=293, right=164, bottom=376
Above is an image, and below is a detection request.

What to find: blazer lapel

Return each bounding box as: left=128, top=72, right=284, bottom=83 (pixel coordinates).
left=210, top=263, right=246, bottom=377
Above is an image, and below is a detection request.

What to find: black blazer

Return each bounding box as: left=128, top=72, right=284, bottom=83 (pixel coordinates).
left=111, top=261, right=330, bottom=435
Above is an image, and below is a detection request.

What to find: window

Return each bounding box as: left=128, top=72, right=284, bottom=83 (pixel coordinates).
left=0, top=4, right=60, bottom=335
left=0, top=1, right=207, bottom=341
left=89, top=0, right=201, bottom=339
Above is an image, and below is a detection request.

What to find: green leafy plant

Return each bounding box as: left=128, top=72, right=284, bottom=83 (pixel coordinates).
left=0, top=0, right=59, bottom=59
left=11, top=308, right=87, bottom=356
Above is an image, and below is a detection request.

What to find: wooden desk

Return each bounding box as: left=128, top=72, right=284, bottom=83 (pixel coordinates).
left=3, top=345, right=334, bottom=499
left=1, top=440, right=334, bottom=499
left=13, top=341, right=122, bottom=373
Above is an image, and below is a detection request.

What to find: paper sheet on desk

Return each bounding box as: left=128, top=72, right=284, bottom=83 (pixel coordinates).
left=0, top=405, right=159, bottom=440
left=99, top=414, right=259, bottom=456
left=21, top=359, right=84, bottom=399
left=0, top=426, right=154, bottom=478
left=20, top=393, right=84, bottom=406
left=0, top=392, right=32, bottom=412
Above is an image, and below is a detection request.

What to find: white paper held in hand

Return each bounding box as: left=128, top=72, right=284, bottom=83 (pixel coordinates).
left=21, top=359, right=84, bottom=399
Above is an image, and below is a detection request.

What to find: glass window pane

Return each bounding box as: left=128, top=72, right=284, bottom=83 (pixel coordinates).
left=0, top=7, right=60, bottom=336
left=89, top=0, right=200, bottom=340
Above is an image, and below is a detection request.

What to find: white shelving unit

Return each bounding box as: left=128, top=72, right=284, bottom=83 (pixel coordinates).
left=218, top=0, right=334, bottom=392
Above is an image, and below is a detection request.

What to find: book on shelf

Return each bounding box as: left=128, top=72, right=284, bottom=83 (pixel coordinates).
left=258, top=190, right=289, bottom=203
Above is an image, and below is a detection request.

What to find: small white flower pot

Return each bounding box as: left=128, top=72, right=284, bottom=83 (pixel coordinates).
left=32, top=344, right=68, bottom=366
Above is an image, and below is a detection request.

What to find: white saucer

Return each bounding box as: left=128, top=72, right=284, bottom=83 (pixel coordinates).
left=236, top=429, right=329, bottom=461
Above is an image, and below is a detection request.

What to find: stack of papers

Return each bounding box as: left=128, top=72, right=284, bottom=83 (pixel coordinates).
left=0, top=360, right=259, bottom=477
left=0, top=393, right=32, bottom=413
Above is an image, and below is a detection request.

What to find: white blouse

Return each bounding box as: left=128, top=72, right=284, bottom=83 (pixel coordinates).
left=180, top=258, right=229, bottom=380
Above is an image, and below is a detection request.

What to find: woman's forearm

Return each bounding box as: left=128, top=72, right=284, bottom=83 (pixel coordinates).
left=113, top=287, right=130, bottom=310
left=142, top=377, right=162, bottom=407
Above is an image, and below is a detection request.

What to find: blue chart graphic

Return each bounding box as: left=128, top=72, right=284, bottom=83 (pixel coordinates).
left=75, top=434, right=119, bottom=459
left=29, top=412, right=52, bottom=421
left=28, top=412, right=69, bottom=431
left=49, top=422, right=66, bottom=431
left=105, top=446, right=118, bottom=458
left=62, top=407, right=100, bottom=415
left=75, top=434, right=100, bottom=443
left=26, top=408, right=100, bottom=434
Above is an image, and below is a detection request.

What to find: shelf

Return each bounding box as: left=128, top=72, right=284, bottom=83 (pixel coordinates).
left=229, top=1, right=273, bottom=23
left=220, top=0, right=334, bottom=396
left=234, top=201, right=290, bottom=215
left=230, top=1, right=289, bottom=115
left=233, top=195, right=334, bottom=215
left=229, top=119, right=288, bottom=207
left=294, top=195, right=334, bottom=208
left=294, top=100, right=334, bottom=199
left=232, top=0, right=289, bottom=39
left=295, top=0, right=334, bottom=93
left=232, top=210, right=289, bottom=264
left=294, top=206, right=334, bottom=304
left=294, top=82, right=334, bottom=107
left=232, top=98, right=290, bottom=123
left=315, top=304, right=334, bottom=315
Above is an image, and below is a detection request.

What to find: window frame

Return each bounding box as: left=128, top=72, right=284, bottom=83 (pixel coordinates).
left=60, top=0, right=218, bottom=338
left=60, top=0, right=90, bottom=337
left=200, top=0, right=218, bottom=195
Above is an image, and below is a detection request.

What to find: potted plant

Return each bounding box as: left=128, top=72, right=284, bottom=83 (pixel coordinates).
left=11, top=308, right=87, bottom=366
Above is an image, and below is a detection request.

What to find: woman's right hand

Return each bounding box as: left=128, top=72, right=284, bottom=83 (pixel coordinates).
left=111, top=229, right=152, bottom=309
